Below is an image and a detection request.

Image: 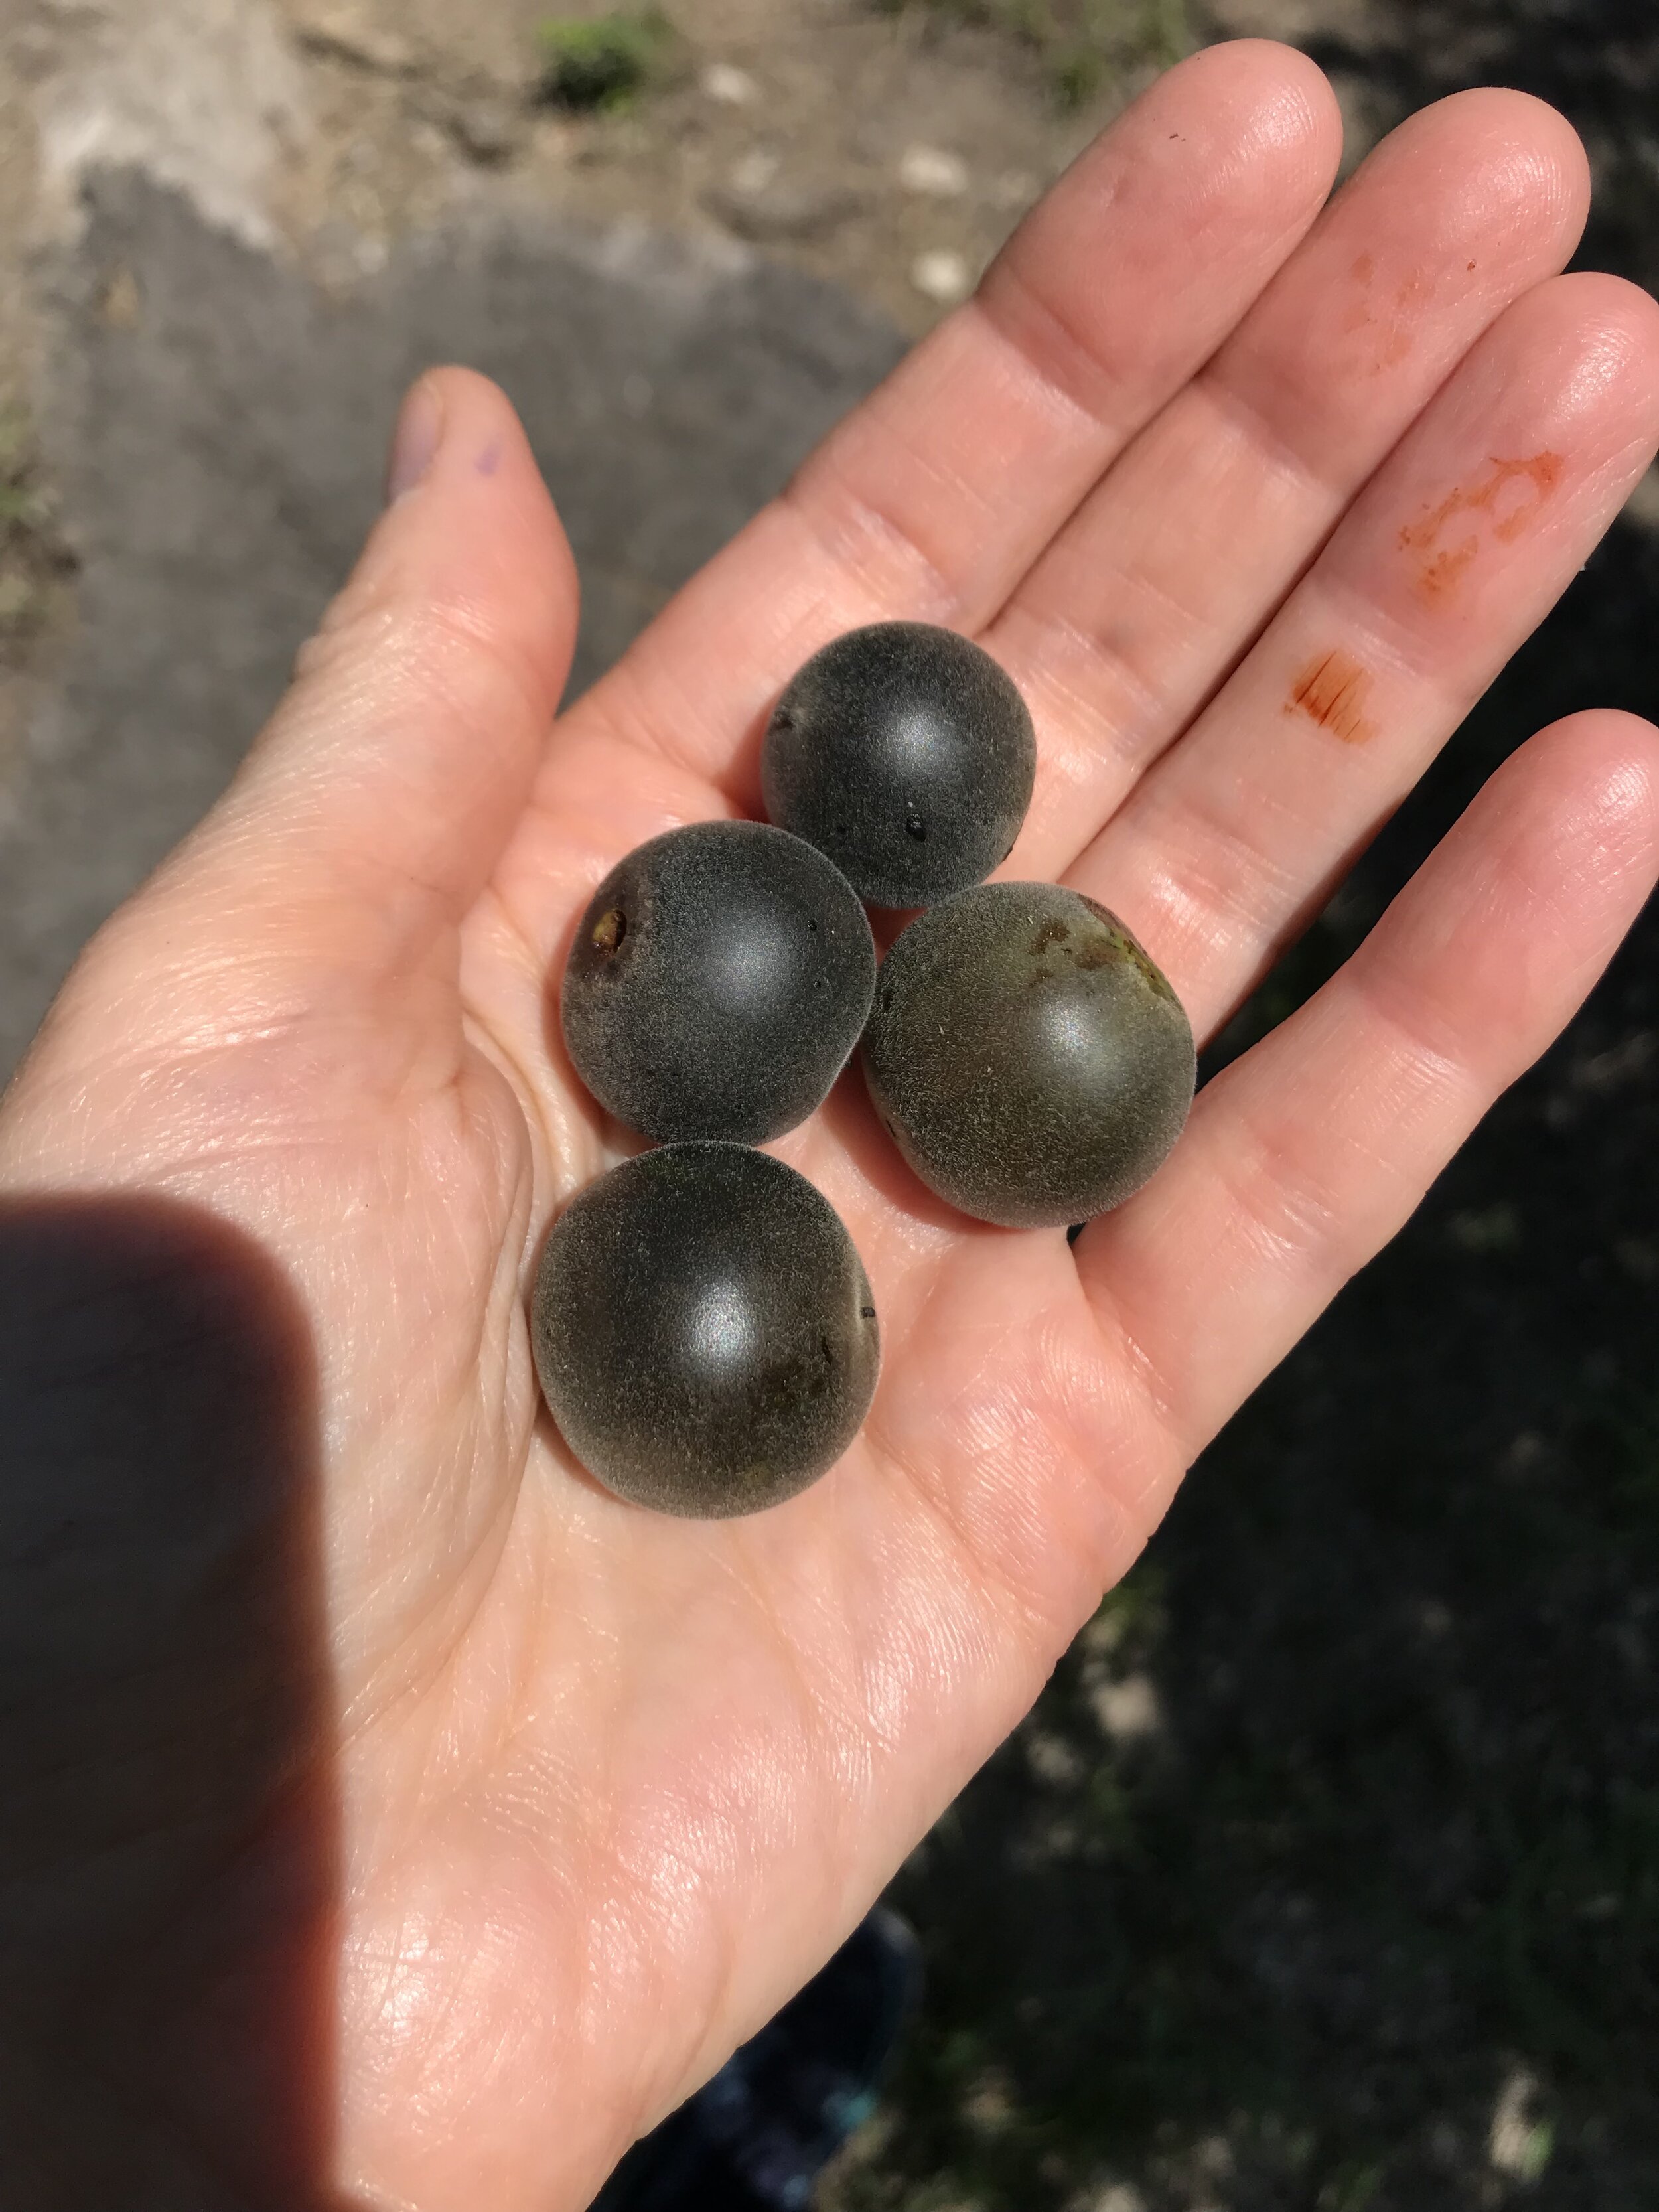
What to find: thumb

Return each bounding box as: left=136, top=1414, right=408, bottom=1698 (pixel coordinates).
left=122, top=368, right=577, bottom=1009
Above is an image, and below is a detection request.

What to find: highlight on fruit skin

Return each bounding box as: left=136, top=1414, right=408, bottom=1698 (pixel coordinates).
left=761, top=619, right=1037, bottom=909
left=531, top=1143, right=881, bottom=1518
left=861, top=882, right=1196, bottom=1230
left=561, top=819, right=876, bottom=1145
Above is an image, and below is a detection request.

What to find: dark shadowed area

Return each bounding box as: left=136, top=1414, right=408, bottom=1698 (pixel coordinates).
left=0, top=174, right=902, bottom=1079
left=0, top=1193, right=342, bottom=2207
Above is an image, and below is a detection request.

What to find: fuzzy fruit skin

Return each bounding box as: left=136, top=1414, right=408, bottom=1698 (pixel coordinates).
left=532, top=1143, right=881, bottom=1518
left=561, top=820, right=876, bottom=1144
left=760, top=621, right=1037, bottom=909
left=862, top=883, right=1196, bottom=1229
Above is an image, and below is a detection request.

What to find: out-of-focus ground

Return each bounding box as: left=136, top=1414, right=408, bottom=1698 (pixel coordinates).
left=0, top=3, right=1656, bottom=2208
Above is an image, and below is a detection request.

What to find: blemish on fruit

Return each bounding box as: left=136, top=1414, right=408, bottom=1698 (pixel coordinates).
left=1398, top=453, right=1565, bottom=602
left=1078, top=896, right=1176, bottom=998
left=1032, top=919, right=1070, bottom=954
left=863, top=882, right=1193, bottom=1226
left=592, top=907, right=627, bottom=953
left=1285, top=649, right=1376, bottom=745
left=1352, top=252, right=1374, bottom=285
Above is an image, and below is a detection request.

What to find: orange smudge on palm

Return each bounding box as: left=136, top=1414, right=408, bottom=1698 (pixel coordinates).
left=1285, top=648, right=1376, bottom=744
left=1352, top=252, right=1375, bottom=285
left=1398, top=451, right=1565, bottom=601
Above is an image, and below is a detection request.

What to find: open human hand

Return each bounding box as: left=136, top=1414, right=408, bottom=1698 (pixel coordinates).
left=3, top=39, right=1656, bottom=2212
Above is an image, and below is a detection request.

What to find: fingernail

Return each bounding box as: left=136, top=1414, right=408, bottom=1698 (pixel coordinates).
left=386, top=375, right=445, bottom=504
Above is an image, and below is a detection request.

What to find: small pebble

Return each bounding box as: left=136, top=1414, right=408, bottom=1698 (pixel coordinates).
left=99, top=267, right=141, bottom=329
left=991, top=167, right=1039, bottom=210
left=728, top=147, right=780, bottom=195
left=700, top=60, right=758, bottom=104
left=910, top=248, right=971, bottom=304
left=711, top=156, right=863, bottom=242
left=899, top=144, right=969, bottom=197
left=449, top=95, right=524, bottom=166
left=295, top=5, right=415, bottom=74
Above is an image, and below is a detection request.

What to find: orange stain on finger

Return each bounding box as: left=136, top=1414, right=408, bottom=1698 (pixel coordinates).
left=1285, top=648, right=1376, bottom=744
left=1338, top=261, right=1429, bottom=375
left=1398, top=451, right=1565, bottom=603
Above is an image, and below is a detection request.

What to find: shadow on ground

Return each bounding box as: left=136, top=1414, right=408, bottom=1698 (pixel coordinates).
left=825, top=7, right=1659, bottom=2209
left=0, top=173, right=902, bottom=1079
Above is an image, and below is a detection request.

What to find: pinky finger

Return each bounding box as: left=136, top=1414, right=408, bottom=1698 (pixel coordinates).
left=1076, top=709, right=1659, bottom=1488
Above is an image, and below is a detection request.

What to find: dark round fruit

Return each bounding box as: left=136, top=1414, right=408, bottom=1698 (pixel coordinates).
left=561, top=820, right=876, bottom=1144
left=531, top=1143, right=880, bottom=1518
left=862, top=883, right=1196, bottom=1229
left=760, top=621, right=1037, bottom=909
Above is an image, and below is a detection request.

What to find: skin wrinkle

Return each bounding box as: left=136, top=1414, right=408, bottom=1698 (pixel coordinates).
left=778, top=452, right=964, bottom=633
left=339, top=1411, right=526, bottom=1755
left=999, top=611, right=1153, bottom=786
left=268, top=610, right=566, bottom=922
left=1193, top=351, right=1343, bottom=518
left=890, top=1316, right=1129, bottom=1637
left=319, top=595, right=547, bottom=788
left=977, top=252, right=1141, bottom=447
left=1007, top=1320, right=1150, bottom=1589
left=572, top=628, right=768, bottom=793
left=879, top=1390, right=1054, bottom=1652
left=791, top=313, right=1066, bottom=613
left=1072, top=1267, right=1188, bottom=1498
left=1547, top=296, right=1659, bottom=415
left=1001, top=602, right=1167, bottom=780
left=1204, top=1113, right=1346, bottom=1282
left=1131, top=782, right=1312, bottom=989
left=285, top=595, right=553, bottom=810
left=981, top=74, right=1332, bottom=433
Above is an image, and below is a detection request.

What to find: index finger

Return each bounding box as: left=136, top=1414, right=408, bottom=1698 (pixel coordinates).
left=578, top=40, right=1341, bottom=792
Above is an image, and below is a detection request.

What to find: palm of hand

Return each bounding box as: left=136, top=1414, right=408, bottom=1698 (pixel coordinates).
left=3, top=44, right=1658, bottom=2212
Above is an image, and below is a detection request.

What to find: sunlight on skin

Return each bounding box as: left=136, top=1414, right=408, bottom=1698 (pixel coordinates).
left=1, top=38, right=1658, bottom=2212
